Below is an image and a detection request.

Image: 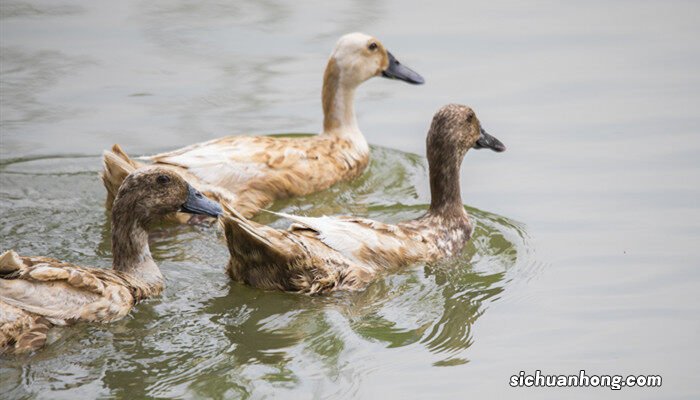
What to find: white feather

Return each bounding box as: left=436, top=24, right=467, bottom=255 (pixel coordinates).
left=269, top=211, right=405, bottom=264
left=0, top=279, right=101, bottom=321
left=147, top=139, right=272, bottom=186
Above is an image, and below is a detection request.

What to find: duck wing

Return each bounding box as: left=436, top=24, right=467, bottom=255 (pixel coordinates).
left=268, top=212, right=424, bottom=268
left=145, top=136, right=313, bottom=187
left=221, top=204, right=325, bottom=290
left=220, top=205, right=302, bottom=262
left=222, top=206, right=377, bottom=293
left=0, top=251, right=133, bottom=324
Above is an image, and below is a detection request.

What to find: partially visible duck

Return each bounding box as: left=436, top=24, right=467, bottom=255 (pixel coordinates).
left=220, top=104, right=506, bottom=294
left=101, top=32, right=424, bottom=223
left=0, top=168, right=222, bottom=354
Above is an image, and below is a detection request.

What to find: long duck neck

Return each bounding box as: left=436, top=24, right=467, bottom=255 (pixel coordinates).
left=110, top=202, right=164, bottom=295
left=321, top=58, right=364, bottom=146
left=427, top=152, right=468, bottom=220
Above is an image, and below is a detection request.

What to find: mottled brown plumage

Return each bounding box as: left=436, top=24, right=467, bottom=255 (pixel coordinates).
left=0, top=168, right=221, bottom=354
left=221, top=104, right=506, bottom=294
left=101, top=33, right=423, bottom=223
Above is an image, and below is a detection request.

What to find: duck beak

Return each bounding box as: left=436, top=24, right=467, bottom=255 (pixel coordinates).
left=381, top=51, right=425, bottom=84
left=180, top=185, right=222, bottom=218
left=474, top=127, right=506, bottom=152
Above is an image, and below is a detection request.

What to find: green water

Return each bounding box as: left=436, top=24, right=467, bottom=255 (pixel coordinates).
left=1, top=1, right=698, bottom=399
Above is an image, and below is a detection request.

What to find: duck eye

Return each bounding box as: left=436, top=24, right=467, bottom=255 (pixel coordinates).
left=368, top=42, right=378, bottom=51
left=156, top=175, right=170, bottom=185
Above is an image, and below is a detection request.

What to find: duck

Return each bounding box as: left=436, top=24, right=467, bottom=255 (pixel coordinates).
left=220, top=104, right=506, bottom=294
left=101, top=32, right=424, bottom=224
left=0, top=167, right=222, bottom=354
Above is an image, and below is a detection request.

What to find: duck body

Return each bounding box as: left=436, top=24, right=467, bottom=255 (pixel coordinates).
left=0, top=168, right=222, bottom=353
left=140, top=133, right=369, bottom=219
left=221, top=104, right=506, bottom=294
left=0, top=252, right=159, bottom=352
left=223, top=207, right=472, bottom=294
left=101, top=33, right=423, bottom=222
left=1, top=253, right=158, bottom=325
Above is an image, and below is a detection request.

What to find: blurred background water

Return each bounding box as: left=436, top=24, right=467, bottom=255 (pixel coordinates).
left=0, top=1, right=698, bottom=399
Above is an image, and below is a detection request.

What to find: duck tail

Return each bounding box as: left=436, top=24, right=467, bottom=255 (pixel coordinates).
left=219, top=203, right=297, bottom=261
left=14, top=316, right=52, bottom=354
left=0, top=250, right=25, bottom=276
left=0, top=306, right=52, bottom=354
left=101, top=144, right=143, bottom=209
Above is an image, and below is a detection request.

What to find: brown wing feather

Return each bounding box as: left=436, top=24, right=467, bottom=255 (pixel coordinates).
left=222, top=206, right=377, bottom=293
left=0, top=256, right=135, bottom=324
left=149, top=135, right=369, bottom=220
left=221, top=204, right=306, bottom=291
left=14, top=316, right=51, bottom=354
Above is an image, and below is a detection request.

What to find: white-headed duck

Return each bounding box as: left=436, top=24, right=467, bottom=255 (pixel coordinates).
left=101, top=33, right=424, bottom=223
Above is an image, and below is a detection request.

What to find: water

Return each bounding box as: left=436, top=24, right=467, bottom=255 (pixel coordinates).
left=0, top=1, right=698, bottom=399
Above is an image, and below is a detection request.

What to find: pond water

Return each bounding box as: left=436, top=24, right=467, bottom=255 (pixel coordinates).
left=1, top=1, right=698, bottom=399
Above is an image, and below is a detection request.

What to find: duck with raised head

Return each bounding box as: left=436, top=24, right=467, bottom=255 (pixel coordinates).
left=220, top=104, right=506, bottom=294
left=101, top=32, right=424, bottom=223
left=0, top=168, right=222, bottom=354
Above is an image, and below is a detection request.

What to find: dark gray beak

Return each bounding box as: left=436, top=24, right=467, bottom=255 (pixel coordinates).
left=381, top=51, right=425, bottom=84
left=474, top=127, right=506, bottom=152
left=180, top=185, right=222, bottom=217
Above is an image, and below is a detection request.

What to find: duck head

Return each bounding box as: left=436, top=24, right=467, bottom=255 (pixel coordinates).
left=323, top=33, right=424, bottom=136
left=427, top=104, right=505, bottom=214
left=113, top=168, right=222, bottom=224
left=427, top=104, right=506, bottom=161
left=330, top=32, right=424, bottom=86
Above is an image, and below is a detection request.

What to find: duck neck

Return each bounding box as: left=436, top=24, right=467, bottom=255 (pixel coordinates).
left=110, top=203, right=163, bottom=292
left=322, top=58, right=364, bottom=145
left=428, top=156, right=467, bottom=219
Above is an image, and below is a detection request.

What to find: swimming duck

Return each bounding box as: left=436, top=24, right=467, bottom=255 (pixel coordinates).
left=101, top=32, right=424, bottom=223
left=0, top=168, right=221, bottom=354
left=220, top=104, right=506, bottom=294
